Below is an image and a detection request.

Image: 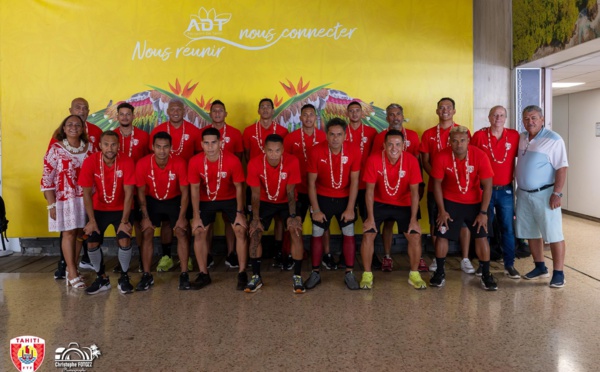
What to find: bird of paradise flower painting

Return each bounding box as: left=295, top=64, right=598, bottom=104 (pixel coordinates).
left=87, top=77, right=390, bottom=133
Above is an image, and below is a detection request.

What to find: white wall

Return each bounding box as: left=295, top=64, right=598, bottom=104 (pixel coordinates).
left=473, top=0, right=512, bottom=131
left=553, top=89, right=600, bottom=218
left=552, top=94, right=569, bottom=210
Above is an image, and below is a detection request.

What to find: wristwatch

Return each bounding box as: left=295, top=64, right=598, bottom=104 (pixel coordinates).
left=479, top=211, right=487, bottom=215
left=289, top=213, right=297, bottom=218
left=552, top=192, right=563, bottom=198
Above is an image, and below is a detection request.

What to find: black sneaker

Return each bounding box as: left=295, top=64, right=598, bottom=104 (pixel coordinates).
left=475, top=265, right=483, bottom=277
left=293, top=275, right=306, bottom=293
left=136, top=273, right=154, bottom=291
left=322, top=254, right=337, bottom=270
left=282, top=255, right=295, bottom=271
left=225, top=252, right=239, bottom=269
left=207, top=254, right=214, bottom=269
left=178, top=272, right=191, bottom=290
left=237, top=272, right=248, bottom=291
left=481, top=273, right=498, bottom=291
left=504, top=266, right=521, bottom=279
left=429, top=271, right=446, bottom=288
left=244, top=275, right=263, bottom=293
left=193, top=272, right=212, bottom=289
left=371, top=253, right=382, bottom=270
left=112, top=263, right=122, bottom=273
left=78, top=256, right=94, bottom=271
left=118, top=274, right=134, bottom=294
left=85, top=276, right=111, bottom=295
left=344, top=271, right=360, bottom=290
left=272, top=250, right=283, bottom=268
left=54, top=260, right=66, bottom=280
left=305, top=271, right=321, bottom=290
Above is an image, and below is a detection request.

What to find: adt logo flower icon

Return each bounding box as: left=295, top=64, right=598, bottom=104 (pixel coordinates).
left=185, top=7, right=231, bottom=36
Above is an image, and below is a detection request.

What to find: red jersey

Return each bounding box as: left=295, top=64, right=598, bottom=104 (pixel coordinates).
left=246, top=154, right=301, bottom=204
left=149, top=121, right=202, bottom=161
left=362, top=152, right=422, bottom=207
left=430, top=146, right=494, bottom=204
left=79, top=152, right=136, bottom=211
left=345, top=123, right=378, bottom=158
left=307, top=141, right=361, bottom=198
left=471, top=127, right=519, bottom=186
left=420, top=123, right=470, bottom=191
left=116, top=127, right=149, bottom=163
left=371, top=127, right=420, bottom=158
left=188, top=151, right=245, bottom=202
left=136, top=154, right=188, bottom=200
left=242, top=121, right=289, bottom=160
left=201, top=124, right=243, bottom=155
left=283, top=128, right=327, bottom=194
left=345, top=123, right=378, bottom=190
left=47, top=122, right=102, bottom=152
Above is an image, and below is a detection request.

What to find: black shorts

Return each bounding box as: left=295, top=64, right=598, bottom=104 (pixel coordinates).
left=200, top=198, right=238, bottom=226
left=147, top=196, right=182, bottom=228
left=427, top=191, right=437, bottom=227
left=87, top=210, right=132, bottom=244
left=434, top=199, right=490, bottom=241
left=297, top=193, right=311, bottom=223
left=258, top=201, right=290, bottom=230
left=131, top=198, right=142, bottom=222
left=368, top=202, right=412, bottom=234
left=312, top=195, right=356, bottom=230
left=356, top=189, right=367, bottom=221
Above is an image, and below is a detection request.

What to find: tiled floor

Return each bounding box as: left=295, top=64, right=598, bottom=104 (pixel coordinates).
left=1, top=214, right=598, bottom=371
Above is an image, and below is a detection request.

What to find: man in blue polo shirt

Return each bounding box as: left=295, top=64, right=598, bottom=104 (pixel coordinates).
left=515, top=105, right=568, bottom=288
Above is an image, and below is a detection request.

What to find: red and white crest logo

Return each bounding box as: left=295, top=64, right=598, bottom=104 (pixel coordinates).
left=10, top=336, right=45, bottom=371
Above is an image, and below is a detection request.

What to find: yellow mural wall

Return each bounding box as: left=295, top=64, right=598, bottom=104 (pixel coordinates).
left=0, top=0, right=473, bottom=237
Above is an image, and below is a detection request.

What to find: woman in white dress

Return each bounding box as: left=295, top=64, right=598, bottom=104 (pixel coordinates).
left=41, top=115, right=94, bottom=288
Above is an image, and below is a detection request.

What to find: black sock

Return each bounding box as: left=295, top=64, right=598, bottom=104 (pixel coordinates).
left=481, top=261, right=490, bottom=276
left=293, top=260, right=302, bottom=276
left=251, top=258, right=261, bottom=276
left=435, top=257, right=446, bottom=273
left=161, top=244, right=171, bottom=258
left=274, top=240, right=282, bottom=256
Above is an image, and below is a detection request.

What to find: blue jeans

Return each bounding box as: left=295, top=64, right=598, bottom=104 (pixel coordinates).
left=488, top=187, right=516, bottom=268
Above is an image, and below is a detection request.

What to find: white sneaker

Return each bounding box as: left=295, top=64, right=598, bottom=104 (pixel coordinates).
left=461, top=258, right=475, bottom=274
left=429, top=259, right=437, bottom=272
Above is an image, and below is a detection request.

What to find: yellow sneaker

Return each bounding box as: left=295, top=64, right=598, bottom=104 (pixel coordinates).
left=187, top=257, right=194, bottom=272
left=360, top=272, right=373, bottom=289
left=156, top=255, right=174, bottom=272
left=408, top=271, right=427, bottom=290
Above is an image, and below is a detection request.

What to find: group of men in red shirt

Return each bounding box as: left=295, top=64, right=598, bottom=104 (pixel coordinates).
left=55, top=95, right=522, bottom=294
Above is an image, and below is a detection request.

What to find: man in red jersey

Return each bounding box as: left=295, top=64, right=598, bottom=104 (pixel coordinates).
left=339, top=101, right=377, bottom=270
left=201, top=100, right=244, bottom=269
left=112, top=102, right=149, bottom=274
left=149, top=99, right=201, bottom=272
left=51, top=97, right=102, bottom=279
left=246, top=134, right=303, bottom=293
left=429, top=126, right=497, bottom=291
left=360, top=129, right=426, bottom=289
left=136, top=131, right=190, bottom=291
left=283, top=103, right=327, bottom=270
left=370, top=103, right=426, bottom=272
left=79, top=131, right=136, bottom=295
left=420, top=97, right=474, bottom=274
left=189, top=128, right=248, bottom=291
left=306, top=118, right=361, bottom=290
left=242, top=98, right=289, bottom=268
left=471, top=105, right=520, bottom=279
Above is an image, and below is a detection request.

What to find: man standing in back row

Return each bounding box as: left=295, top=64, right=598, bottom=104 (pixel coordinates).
left=471, top=105, right=520, bottom=279
left=515, top=105, right=568, bottom=288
